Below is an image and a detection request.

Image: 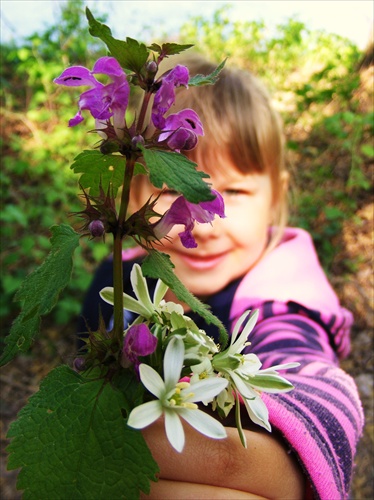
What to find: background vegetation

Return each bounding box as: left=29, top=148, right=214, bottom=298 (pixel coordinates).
left=1, top=1, right=372, bottom=498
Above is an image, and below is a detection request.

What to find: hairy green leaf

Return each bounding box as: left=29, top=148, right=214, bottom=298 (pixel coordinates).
left=70, top=150, right=128, bottom=197
left=0, top=225, right=80, bottom=366
left=141, top=148, right=213, bottom=203
left=148, top=42, right=194, bottom=57
left=86, top=8, right=149, bottom=73
left=7, top=365, right=158, bottom=499
left=188, top=59, right=227, bottom=87
left=142, top=251, right=228, bottom=348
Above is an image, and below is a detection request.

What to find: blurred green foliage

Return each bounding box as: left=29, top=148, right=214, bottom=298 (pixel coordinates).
left=1, top=1, right=372, bottom=337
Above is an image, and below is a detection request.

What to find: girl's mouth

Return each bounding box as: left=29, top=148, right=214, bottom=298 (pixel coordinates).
left=177, top=251, right=228, bottom=270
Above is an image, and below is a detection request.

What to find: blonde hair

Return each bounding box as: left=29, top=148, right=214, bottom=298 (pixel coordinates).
left=159, top=53, right=288, bottom=249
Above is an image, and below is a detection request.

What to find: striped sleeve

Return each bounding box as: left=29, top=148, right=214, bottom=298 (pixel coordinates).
left=242, top=301, right=364, bottom=500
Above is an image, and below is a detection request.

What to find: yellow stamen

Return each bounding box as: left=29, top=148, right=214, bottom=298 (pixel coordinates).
left=176, top=381, right=190, bottom=389
left=182, top=402, right=198, bottom=410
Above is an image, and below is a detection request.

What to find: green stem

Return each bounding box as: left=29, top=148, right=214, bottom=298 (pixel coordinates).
left=111, top=86, right=153, bottom=344
left=118, top=156, right=135, bottom=227
left=136, top=91, right=152, bottom=135
left=112, top=156, right=136, bottom=344
left=112, top=232, right=124, bottom=344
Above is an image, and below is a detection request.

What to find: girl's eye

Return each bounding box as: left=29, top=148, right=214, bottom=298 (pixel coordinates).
left=223, top=189, right=250, bottom=196
left=161, top=189, right=179, bottom=197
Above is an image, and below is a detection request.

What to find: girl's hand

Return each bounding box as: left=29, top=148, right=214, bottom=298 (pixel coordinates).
left=141, top=417, right=305, bottom=500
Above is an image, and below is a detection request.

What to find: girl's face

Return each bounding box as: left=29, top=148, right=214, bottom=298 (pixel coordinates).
left=132, top=155, right=275, bottom=300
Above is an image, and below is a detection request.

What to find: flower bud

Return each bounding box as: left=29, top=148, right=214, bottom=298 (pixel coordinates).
left=146, top=60, right=158, bottom=75
left=73, top=357, right=86, bottom=372
left=88, top=220, right=105, bottom=238
left=122, top=324, right=158, bottom=371
left=132, top=135, right=145, bottom=148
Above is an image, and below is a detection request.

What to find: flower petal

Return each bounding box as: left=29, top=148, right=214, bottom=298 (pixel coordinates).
left=242, top=395, right=271, bottom=432
left=139, top=363, right=165, bottom=398
left=164, top=336, right=184, bottom=389
left=199, top=189, right=226, bottom=219
left=99, top=287, right=151, bottom=317
left=153, top=279, right=169, bottom=306
left=152, top=192, right=225, bottom=249
left=92, top=56, right=125, bottom=78
left=231, top=311, right=251, bottom=345
left=230, top=371, right=258, bottom=400
left=152, top=65, right=189, bottom=129
left=123, top=324, right=157, bottom=361
left=259, top=362, right=300, bottom=373
left=186, top=377, right=228, bottom=403
left=127, top=400, right=163, bottom=429
left=131, top=264, right=155, bottom=316
left=68, top=111, right=84, bottom=127
left=179, top=408, right=227, bottom=440
left=232, top=309, right=259, bottom=351
left=246, top=373, right=295, bottom=393
left=239, top=353, right=263, bottom=374
left=54, top=66, right=101, bottom=87
left=164, top=408, right=185, bottom=452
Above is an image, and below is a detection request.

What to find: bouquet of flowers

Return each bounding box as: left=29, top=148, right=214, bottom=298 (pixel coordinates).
left=2, top=9, right=298, bottom=499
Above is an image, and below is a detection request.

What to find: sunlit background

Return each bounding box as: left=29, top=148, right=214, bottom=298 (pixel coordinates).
left=1, top=0, right=373, bottom=48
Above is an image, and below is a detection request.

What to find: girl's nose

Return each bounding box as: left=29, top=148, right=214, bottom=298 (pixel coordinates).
left=192, top=218, right=220, bottom=242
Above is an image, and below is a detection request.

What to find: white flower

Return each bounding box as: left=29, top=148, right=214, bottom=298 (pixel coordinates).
left=100, top=264, right=220, bottom=363
left=127, top=336, right=228, bottom=452
left=212, top=310, right=300, bottom=440
left=100, top=263, right=165, bottom=319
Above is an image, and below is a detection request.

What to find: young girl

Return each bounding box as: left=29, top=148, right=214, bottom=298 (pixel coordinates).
left=78, top=54, right=364, bottom=499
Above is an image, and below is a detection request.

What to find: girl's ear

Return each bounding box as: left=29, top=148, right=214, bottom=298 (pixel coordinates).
left=270, top=170, right=289, bottom=225
left=280, top=170, right=290, bottom=193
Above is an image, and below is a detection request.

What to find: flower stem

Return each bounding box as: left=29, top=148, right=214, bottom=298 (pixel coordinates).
left=118, top=156, right=135, bottom=227
left=136, top=91, right=152, bottom=135
left=112, top=156, right=136, bottom=344
left=112, top=232, right=124, bottom=344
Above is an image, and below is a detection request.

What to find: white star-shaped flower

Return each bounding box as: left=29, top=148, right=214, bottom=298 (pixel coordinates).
left=127, top=336, right=228, bottom=452
left=212, top=310, right=299, bottom=442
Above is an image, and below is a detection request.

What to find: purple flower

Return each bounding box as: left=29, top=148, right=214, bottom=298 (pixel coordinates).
left=153, top=190, right=226, bottom=248
left=122, top=324, right=158, bottom=370
left=158, top=109, right=204, bottom=151
left=54, top=57, right=129, bottom=134
left=152, top=65, right=189, bottom=129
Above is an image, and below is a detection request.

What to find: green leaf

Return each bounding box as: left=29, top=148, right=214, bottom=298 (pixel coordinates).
left=134, top=162, right=148, bottom=176
left=70, top=150, right=127, bottom=197
left=141, top=148, right=213, bottom=203
left=142, top=251, right=228, bottom=348
left=148, top=42, right=194, bottom=57
left=188, top=59, right=227, bottom=87
left=86, top=8, right=149, bottom=73
left=7, top=365, right=158, bottom=499
left=0, top=225, right=80, bottom=366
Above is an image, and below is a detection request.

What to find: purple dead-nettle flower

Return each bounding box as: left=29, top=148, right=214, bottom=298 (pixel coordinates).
left=152, top=65, right=189, bottom=129
left=158, top=109, right=204, bottom=151
left=54, top=56, right=130, bottom=137
left=122, top=323, right=158, bottom=370
left=153, top=190, right=225, bottom=248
